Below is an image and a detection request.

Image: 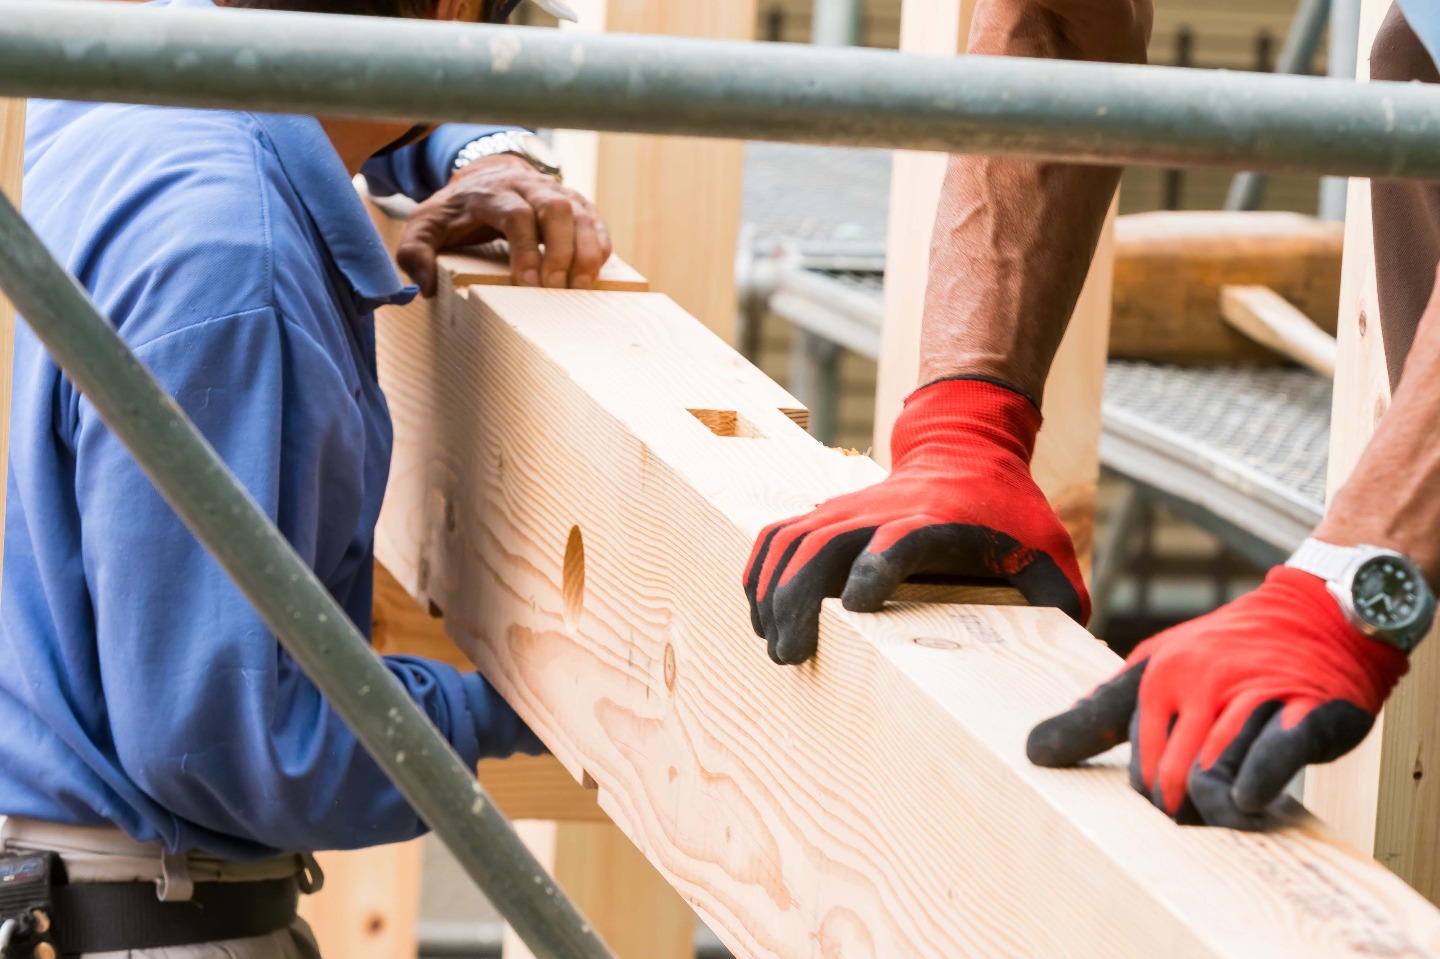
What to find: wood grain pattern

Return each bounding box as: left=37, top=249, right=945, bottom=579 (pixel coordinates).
left=1221, top=285, right=1338, bottom=377
left=0, top=99, right=25, bottom=594
left=550, top=0, right=755, bottom=341
left=872, top=0, right=1112, bottom=576
left=1304, top=0, right=1440, bottom=902
left=1111, top=211, right=1343, bottom=364
left=373, top=561, right=605, bottom=822
left=374, top=268, right=1440, bottom=957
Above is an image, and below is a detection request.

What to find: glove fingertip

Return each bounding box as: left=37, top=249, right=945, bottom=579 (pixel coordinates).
left=1026, top=709, right=1126, bottom=767
left=1009, top=555, right=1087, bottom=623
left=773, top=630, right=818, bottom=666
left=839, top=552, right=899, bottom=613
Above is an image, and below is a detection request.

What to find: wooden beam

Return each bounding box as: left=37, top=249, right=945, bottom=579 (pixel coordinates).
left=872, top=0, right=1113, bottom=572
left=0, top=98, right=25, bottom=593
left=364, top=185, right=691, bottom=957
left=372, top=561, right=606, bottom=822
left=549, top=0, right=755, bottom=340
left=1303, top=0, right=1440, bottom=900
left=373, top=263, right=1440, bottom=957
left=1221, top=285, right=1338, bottom=377
left=1112, top=211, right=1344, bottom=365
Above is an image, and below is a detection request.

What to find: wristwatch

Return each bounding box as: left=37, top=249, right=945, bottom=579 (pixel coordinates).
left=453, top=130, right=563, bottom=180
left=1285, top=538, right=1436, bottom=652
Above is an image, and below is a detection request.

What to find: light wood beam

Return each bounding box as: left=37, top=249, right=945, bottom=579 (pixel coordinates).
left=1303, top=0, right=1440, bottom=901
left=872, top=0, right=1112, bottom=572
left=1221, top=285, right=1338, bottom=378
left=372, top=561, right=605, bottom=823
left=373, top=262, right=1440, bottom=957
left=550, top=0, right=756, bottom=341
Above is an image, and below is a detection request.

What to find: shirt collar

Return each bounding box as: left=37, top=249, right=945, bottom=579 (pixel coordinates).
left=149, top=0, right=417, bottom=314
left=250, top=112, right=419, bottom=313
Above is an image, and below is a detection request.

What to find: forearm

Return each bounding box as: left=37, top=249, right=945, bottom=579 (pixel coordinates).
left=919, top=0, right=1151, bottom=400
left=1317, top=267, right=1440, bottom=586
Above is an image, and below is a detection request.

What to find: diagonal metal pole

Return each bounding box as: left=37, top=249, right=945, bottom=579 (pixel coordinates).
left=0, top=189, right=614, bottom=959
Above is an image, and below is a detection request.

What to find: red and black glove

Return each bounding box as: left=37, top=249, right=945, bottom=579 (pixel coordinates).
left=1027, top=566, right=1409, bottom=828
left=744, top=377, right=1088, bottom=665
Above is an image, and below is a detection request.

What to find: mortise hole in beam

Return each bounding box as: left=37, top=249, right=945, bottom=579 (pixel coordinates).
left=688, top=408, right=764, bottom=438
left=562, top=526, right=585, bottom=631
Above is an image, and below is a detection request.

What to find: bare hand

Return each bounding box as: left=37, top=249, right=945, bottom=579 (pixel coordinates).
left=397, top=154, right=612, bottom=296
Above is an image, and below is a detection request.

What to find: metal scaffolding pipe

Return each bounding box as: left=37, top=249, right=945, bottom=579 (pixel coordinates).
left=811, top=0, right=863, bottom=47
left=0, top=188, right=615, bottom=959
left=1224, top=0, right=1332, bottom=211
left=4, top=0, right=1440, bottom=179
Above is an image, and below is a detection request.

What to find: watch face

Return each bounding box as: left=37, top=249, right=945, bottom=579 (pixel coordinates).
left=1352, top=555, right=1428, bottom=635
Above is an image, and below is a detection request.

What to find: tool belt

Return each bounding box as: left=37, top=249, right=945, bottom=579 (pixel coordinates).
left=1, top=853, right=300, bottom=958
left=0, top=817, right=319, bottom=959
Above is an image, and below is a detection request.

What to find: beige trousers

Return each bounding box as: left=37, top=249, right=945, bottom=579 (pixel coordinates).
left=0, top=818, right=323, bottom=959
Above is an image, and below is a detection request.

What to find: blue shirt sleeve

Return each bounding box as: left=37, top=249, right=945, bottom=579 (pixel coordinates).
left=71, top=308, right=538, bottom=854
left=1398, top=0, right=1440, bottom=67
left=361, top=124, right=522, bottom=201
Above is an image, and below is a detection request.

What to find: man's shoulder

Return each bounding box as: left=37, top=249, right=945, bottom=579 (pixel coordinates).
left=26, top=103, right=324, bottom=344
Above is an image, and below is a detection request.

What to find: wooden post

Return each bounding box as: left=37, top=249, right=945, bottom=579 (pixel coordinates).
left=550, top=0, right=756, bottom=341
left=871, top=0, right=1114, bottom=573
left=299, top=843, right=424, bottom=959
left=0, top=98, right=25, bottom=589
left=1302, top=0, right=1440, bottom=900
left=501, top=822, right=696, bottom=959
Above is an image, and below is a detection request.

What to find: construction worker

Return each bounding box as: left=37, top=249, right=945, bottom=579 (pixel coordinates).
left=748, top=0, right=1440, bottom=830
left=0, top=1, right=605, bottom=956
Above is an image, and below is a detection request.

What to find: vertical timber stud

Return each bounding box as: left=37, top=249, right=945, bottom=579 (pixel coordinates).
left=872, top=0, right=1115, bottom=576
left=1304, top=0, right=1440, bottom=900
left=551, top=0, right=756, bottom=341
left=298, top=842, right=423, bottom=959
left=501, top=822, right=697, bottom=959
left=0, top=98, right=24, bottom=592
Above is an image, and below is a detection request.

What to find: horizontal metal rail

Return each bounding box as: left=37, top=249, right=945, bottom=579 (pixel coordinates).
left=3, top=0, right=1440, bottom=179
left=0, top=192, right=614, bottom=959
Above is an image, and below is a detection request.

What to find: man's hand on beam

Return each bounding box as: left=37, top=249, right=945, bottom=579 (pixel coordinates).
left=397, top=154, right=612, bottom=296
left=745, top=378, right=1089, bottom=665
left=1028, top=567, right=1407, bottom=828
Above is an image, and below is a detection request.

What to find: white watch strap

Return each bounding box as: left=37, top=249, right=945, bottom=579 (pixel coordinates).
left=1285, top=538, right=1359, bottom=582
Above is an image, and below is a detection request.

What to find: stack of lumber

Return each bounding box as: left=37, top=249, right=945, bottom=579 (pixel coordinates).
left=1110, top=211, right=1343, bottom=365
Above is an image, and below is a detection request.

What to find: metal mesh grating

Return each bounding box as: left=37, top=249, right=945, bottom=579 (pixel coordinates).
left=1104, top=361, right=1331, bottom=509
left=743, top=143, right=892, bottom=244
left=812, top=269, right=885, bottom=297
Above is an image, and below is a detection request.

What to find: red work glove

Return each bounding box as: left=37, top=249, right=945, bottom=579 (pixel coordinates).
left=744, top=377, right=1088, bottom=665
left=1027, top=566, right=1409, bottom=828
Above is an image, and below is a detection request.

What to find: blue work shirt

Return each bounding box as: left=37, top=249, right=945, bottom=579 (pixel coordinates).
left=0, top=0, right=537, bottom=860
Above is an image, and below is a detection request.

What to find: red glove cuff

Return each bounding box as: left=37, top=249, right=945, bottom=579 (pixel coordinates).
left=1261, top=566, right=1410, bottom=713
left=893, top=377, right=1042, bottom=469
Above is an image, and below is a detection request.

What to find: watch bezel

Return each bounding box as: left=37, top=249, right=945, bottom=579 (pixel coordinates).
left=1331, top=547, right=1436, bottom=651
